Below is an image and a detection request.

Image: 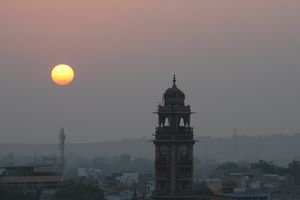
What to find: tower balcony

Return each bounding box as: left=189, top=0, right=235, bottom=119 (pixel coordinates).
left=155, top=126, right=194, bottom=141
left=157, top=105, right=191, bottom=114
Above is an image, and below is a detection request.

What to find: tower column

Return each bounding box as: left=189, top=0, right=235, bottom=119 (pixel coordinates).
left=152, top=76, right=195, bottom=200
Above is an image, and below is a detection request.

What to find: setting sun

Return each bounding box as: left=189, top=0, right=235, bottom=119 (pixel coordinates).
left=51, top=64, right=74, bottom=86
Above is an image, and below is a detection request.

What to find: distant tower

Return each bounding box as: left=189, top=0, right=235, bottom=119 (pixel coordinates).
left=153, top=75, right=195, bottom=200
left=59, top=127, right=66, bottom=172
left=233, top=128, right=237, bottom=161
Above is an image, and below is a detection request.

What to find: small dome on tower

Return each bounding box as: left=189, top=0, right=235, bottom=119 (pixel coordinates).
left=163, top=75, right=185, bottom=106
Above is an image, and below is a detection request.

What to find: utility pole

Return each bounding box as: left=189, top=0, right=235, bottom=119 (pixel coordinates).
left=59, top=127, right=66, bottom=173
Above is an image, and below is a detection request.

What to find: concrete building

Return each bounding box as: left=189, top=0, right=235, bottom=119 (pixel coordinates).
left=0, top=128, right=66, bottom=195
left=0, top=165, right=63, bottom=195
left=77, top=167, right=102, bottom=180
left=116, top=172, right=138, bottom=187
left=211, top=193, right=269, bottom=200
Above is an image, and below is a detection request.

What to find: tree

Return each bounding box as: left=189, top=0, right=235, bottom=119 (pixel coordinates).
left=0, top=186, right=39, bottom=200
left=288, top=160, right=300, bottom=170
left=287, top=160, right=300, bottom=185
left=55, top=180, right=105, bottom=200
left=215, top=161, right=247, bottom=173
left=250, top=160, right=282, bottom=174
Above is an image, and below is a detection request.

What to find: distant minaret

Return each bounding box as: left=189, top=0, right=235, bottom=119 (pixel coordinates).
left=59, top=127, right=66, bottom=172
left=233, top=128, right=238, bottom=161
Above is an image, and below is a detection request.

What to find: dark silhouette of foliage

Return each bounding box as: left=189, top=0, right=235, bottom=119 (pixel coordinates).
left=287, top=160, right=300, bottom=185
left=215, top=161, right=248, bottom=173
left=55, top=180, right=104, bottom=200
left=213, top=159, right=300, bottom=185
left=250, top=160, right=285, bottom=174
left=0, top=186, right=39, bottom=200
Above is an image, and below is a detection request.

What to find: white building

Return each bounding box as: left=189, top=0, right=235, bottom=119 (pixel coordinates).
left=116, top=172, right=138, bottom=187
left=77, top=168, right=102, bottom=180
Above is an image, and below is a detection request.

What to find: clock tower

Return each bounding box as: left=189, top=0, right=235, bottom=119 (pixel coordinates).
left=153, top=76, right=195, bottom=200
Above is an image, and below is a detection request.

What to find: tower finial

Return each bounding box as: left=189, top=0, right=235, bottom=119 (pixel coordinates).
left=173, top=74, right=176, bottom=85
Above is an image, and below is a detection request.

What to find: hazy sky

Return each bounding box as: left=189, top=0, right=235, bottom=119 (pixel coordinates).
left=1, top=1, right=300, bottom=143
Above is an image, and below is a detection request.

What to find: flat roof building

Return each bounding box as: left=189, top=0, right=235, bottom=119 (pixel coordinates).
left=212, top=192, right=269, bottom=200
left=0, top=165, right=63, bottom=195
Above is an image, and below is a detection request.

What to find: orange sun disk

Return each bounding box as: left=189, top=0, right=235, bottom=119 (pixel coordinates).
left=51, top=64, right=74, bottom=86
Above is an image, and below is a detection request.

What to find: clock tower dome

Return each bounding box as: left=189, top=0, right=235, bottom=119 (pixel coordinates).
left=153, top=75, right=195, bottom=200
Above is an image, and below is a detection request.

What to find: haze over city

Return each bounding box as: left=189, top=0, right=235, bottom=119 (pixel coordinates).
left=1, top=1, right=300, bottom=143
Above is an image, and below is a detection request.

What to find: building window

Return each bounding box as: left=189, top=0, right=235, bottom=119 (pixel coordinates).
left=179, top=145, right=189, bottom=164
left=159, top=145, right=168, bottom=164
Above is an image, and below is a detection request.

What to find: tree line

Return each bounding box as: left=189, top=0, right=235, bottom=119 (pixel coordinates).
left=214, top=160, right=300, bottom=185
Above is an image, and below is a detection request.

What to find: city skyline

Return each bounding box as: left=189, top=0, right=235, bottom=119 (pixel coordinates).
left=1, top=1, right=300, bottom=143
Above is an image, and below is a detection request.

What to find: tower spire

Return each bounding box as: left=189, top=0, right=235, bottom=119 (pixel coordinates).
left=173, top=74, right=176, bottom=85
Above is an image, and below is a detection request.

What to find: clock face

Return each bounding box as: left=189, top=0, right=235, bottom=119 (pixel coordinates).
left=179, top=145, right=188, bottom=156
left=160, top=145, right=168, bottom=155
